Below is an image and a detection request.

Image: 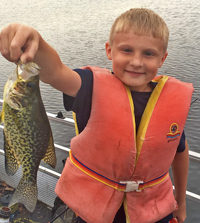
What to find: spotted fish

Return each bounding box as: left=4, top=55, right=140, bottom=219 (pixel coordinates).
left=0, top=61, right=57, bottom=212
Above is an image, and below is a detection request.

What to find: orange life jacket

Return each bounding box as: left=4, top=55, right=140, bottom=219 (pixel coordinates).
left=55, top=66, right=193, bottom=223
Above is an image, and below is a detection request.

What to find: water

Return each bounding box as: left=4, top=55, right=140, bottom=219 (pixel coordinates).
left=0, top=0, right=199, bottom=222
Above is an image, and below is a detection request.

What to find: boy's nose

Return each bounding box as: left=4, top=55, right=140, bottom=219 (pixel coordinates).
left=130, top=55, right=143, bottom=67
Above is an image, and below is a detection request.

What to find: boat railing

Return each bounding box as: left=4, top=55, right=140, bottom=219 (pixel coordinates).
left=0, top=99, right=199, bottom=207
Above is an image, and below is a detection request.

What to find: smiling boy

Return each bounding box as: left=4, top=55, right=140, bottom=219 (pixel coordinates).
left=105, top=32, right=168, bottom=92
left=0, top=8, right=193, bottom=223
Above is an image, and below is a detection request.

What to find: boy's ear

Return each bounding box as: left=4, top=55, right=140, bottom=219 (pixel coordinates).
left=159, top=51, right=168, bottom=68
left=105, top=41, right=112, bottom=60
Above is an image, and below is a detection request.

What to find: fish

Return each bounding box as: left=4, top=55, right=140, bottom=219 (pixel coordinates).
left=0, top=61, right=57, bottom=212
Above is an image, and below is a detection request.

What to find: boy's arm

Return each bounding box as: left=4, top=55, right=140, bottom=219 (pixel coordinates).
left=0, top=23, right=81, bottom=97
left=171, top=140, right=189, bottom=223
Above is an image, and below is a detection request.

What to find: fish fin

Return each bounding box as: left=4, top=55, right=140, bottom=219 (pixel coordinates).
left=9, top=177, right=37, bottom=213
left=4, top=132, right=20, bottom=175
left=42, top=135, right=57, bottom=168
left=0, top=110, right=4, bottom=124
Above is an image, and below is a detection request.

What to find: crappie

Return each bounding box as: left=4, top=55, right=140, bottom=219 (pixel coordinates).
left=0, top=61, right=57, bottom=212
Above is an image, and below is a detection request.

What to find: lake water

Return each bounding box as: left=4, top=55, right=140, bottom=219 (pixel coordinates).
left=0, top=0, right=199, bottom=222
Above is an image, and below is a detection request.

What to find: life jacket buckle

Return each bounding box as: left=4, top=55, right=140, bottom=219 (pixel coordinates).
left=119, top=180, right=143, bottom=192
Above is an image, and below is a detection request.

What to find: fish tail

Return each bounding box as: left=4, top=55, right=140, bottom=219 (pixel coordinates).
left=9, top=177, right=37, bottom=213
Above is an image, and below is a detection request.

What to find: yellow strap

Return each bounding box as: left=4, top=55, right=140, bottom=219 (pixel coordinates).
left=136, top=75, right=169, bottom=164
left=72, top=112, right=79, bottom=135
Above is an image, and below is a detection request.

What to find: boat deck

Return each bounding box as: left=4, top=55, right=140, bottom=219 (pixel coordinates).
left=0, top=180, right=52, bottom=223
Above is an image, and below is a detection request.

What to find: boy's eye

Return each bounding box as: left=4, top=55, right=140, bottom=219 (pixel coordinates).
left=144, top=51, right=153, bottom=56
left=123, top=48, right=132, bottom=53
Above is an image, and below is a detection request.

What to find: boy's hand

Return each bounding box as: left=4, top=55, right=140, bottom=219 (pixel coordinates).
left=0, top=23, right=40, bottom=63
left=0, top=23, right=81, bottom=97
left=173, top=200, right=186, bottom=223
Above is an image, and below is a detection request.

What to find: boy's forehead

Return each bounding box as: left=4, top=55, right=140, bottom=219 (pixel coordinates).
left=113, top=31, right=164, bottom=43
left=114, top=27, right=155, bottom=39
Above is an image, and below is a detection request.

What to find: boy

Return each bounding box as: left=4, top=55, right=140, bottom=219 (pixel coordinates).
left=0, top=8, right=193, bottom=223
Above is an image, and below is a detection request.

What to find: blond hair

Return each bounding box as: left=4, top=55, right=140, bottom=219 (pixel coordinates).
left=109, top=8, right=169, bottom=52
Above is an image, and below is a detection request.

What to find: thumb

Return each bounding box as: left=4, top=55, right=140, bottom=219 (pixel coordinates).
left=20, top=38, right=39, bottom=63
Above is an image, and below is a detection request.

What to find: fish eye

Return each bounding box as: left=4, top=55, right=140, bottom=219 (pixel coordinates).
left=27, top=82, right=35, bottom=88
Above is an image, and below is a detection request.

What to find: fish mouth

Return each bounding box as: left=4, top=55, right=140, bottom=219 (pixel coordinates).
left=3, top=61, right=41, bottom=110
left=17, top=61, right=41, bottom=80
left=18, top=60, right=41, bottom=71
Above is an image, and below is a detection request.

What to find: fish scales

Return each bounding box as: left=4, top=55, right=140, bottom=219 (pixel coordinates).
left=0, top=62, right=57, bottom=212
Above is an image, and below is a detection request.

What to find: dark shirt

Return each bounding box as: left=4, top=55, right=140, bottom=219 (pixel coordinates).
left=63, top=68, right=185, bottom=223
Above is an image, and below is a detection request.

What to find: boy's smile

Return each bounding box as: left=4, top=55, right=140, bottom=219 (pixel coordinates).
left=106, top=32, right=168, bottom=92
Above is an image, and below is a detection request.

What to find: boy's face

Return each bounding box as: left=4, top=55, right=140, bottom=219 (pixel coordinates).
left=105, top=31, right=168, bottom=92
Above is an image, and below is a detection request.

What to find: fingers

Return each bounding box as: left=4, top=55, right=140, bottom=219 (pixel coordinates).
left=0, top=26, right=14, bottom=62
left=173, top=215, right=184, bottom=223
left=0, top=24, right=20, bottom=62
left=0, top=23, right=39, bottom=63
left=20, top=33, right=40, bottom=63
